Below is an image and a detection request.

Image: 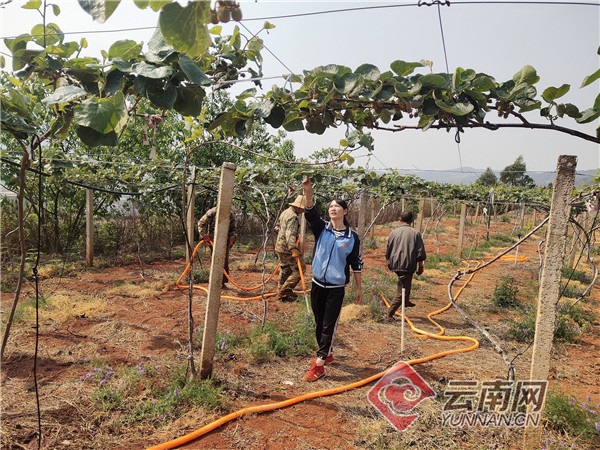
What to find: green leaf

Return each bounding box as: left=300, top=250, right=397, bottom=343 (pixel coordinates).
left=374, top=84, right=395, bottom=101
left=22, top=0, right=42, bottom=9
left=76, top=125, right=118, bottom=147
left=471, top=74, right=496, bottom=91
left=581, top=68, right=600, bottom=88
left=556, top=103, right=581, bottom=119
left=419, top=74, right=447, bottom=87
left=355, top=64, right=380, bottom=81
left=159, top=1, right=211, bottom=58
left=340, top=153, right=355, bottom=166
left=52, top=4, right=61, bottom=15
left=306, top=117, right=326, bottom=135
left=178, top=55, right=211, bottom=85
left=514, top=98, right=541, bottom=113
left=110, top=58, right=132, bottom=72
left=575, top=107, right=600, bottom=124
left=394, top=79, right=421, bottom=97
left=132, top=61, right=173, bottom=79
left=263, top=21, right=275, bottom=30
left=45, top=41, right=79, bottom=58
left=133, top=0, right=170, bottom=11
left=50, top=109, right=74, bottom=139
left=434, top=100, right=474, bottom=116
left=108, top=40, right=142, bottom=61
left=390, top=60, right=424, bottom=77
left=512, top=65, right=539, bottom=86
left=31, top=23, right=64, bottom=46
left=264, top=105, right=285, bottom=128
left=248, top=99, right=274, bottom=118
left=77, top=0, right=121, bottom=23
left=542, top=84, right=570, bottom=103
left=104, top=69, right=125, bottom=95
left=74, top=91, right=127, bottom=133
left=207, top=111, right=232, bottom=131
left=145, top=28, right=175, bottom=63
left=333, top=73, right=360, bottom=94
left=283, top=118, right=304, bottom=132
left=147, top=81, right=177, bottom=109
left=42, top=86, right=88, bottom=106
left=234, top=99, right=250, bottom=115
left=173, top=86, right=205, bottom=116
left=1, top=89, right=30, bottom=115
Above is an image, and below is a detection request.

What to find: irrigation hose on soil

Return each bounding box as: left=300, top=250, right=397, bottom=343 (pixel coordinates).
left=176, top=240, right=309, bottom=300
left=148, top=261, right=485, bottom=450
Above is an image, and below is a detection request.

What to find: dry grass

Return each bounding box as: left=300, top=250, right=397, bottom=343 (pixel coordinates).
left=104, top=280, right=171, bottom=299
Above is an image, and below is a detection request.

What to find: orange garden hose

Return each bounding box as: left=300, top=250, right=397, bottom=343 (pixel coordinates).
left=147, top=261, right=484, bottom=450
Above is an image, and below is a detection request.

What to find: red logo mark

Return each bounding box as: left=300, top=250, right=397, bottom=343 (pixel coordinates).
left=367, top=361, right=436, bottom=431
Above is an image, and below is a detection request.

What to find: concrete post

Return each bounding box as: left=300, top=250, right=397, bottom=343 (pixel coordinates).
left=200, top=162, right=237, bottom=379
left=523, top=155, right=577, bottom=449
left=86, top=188, right=94, bottom=267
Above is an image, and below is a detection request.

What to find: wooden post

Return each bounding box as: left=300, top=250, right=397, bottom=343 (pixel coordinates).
left=417, top=199, right=425, bottom=233
left=519, top=203, right=526, bottom=230
left=299, top=214, right=307, bottom=254
left=186, top=168, right=196, bottom=264
left=370, top=197, right=377, bottom=240
left=457, top=202, right=467, bottom=258
left=85, top=188, right=94, bottom=267
left=200, top=162, right=236, bottom=379
left=523, top=155, right=577, bottom=449
left=358, top=190, right=368, bottom=238
left=401, top=198, right=406, bottom=212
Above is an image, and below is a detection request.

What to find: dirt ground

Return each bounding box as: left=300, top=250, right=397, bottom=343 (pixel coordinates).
left=1, top=215, right=599, bottom=449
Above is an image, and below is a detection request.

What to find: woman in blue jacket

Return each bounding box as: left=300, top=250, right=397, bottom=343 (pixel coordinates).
left=301, top=176, right=363, bottom=381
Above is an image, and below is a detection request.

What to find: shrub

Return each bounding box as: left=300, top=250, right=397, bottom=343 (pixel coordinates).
left=492, top=275, right=520, bottom=308
left=561, top=267, right=592, bottom=285
left=83, top=362, right=226, bottom=426
left=509, top=301, right=596, bottom=343
left=545, top=388, right=600, bottom=445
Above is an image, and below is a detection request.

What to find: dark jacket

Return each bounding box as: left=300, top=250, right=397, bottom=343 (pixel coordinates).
left=386, top=224, right=426, bottom=273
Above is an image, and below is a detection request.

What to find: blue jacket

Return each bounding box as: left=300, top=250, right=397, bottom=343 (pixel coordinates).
left=305, top=205, right=363, bottom=287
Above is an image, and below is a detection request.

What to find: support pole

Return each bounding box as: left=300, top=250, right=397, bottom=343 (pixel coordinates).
left=86, top=188, right=94, bottom=267
left=400, top=285, right=406, bottom=353
left=523, top=155, right=577, bottom=449
left=186, top=168, right=196, bottom=264
left=358, top=189, right=368, bottom=237
left=417, top=199, right=425, bottom=234
left=457, top=202, right=467, bottom=258
left=200, top=162, right=236, bottom=379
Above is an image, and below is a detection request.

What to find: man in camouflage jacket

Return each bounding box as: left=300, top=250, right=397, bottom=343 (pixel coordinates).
left=275, top=195, right=306, bottom=301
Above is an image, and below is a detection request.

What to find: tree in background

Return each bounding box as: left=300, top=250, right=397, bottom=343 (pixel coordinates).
left=500, top=155, right=535, bottom=187
left=477, top=167, right=498, bottom=186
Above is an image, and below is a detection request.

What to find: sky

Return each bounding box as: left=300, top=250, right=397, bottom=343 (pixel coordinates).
left=1, top=0, right=599, bottom=177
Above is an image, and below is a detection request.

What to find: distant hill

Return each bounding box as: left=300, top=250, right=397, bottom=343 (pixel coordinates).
left=401, top=167, right=597, bottom=188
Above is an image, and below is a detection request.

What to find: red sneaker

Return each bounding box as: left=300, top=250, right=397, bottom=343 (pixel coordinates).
left=310, top=355, right=334, bottom=365
left=303, top=363, right=325, bottom=382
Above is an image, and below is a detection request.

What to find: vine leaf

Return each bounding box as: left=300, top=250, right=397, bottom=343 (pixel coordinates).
left=42, top=86, right=88, bottom=106
left=77, top=0, right=121, bottom=24
left=74, top=91, right=127, bottom=134
left=159, top=1, right=211, bottom=58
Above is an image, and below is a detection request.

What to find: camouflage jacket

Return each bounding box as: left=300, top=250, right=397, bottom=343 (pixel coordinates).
left=197, top=207, right=237, bottom=241
left=275, top=206, right=301, bottom=253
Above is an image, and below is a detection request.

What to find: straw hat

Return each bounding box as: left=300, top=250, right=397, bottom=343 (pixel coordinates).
left=289, top=195, right=306, bottom=209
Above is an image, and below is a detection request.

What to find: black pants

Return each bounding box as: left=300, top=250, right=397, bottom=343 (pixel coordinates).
left=388, top=271, right=413, bottom=317
left=310, top=283, right=345, bottom=360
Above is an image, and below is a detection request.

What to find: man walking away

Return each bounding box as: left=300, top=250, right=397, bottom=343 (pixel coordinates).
left=385, top=211, right=426, bottom=318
